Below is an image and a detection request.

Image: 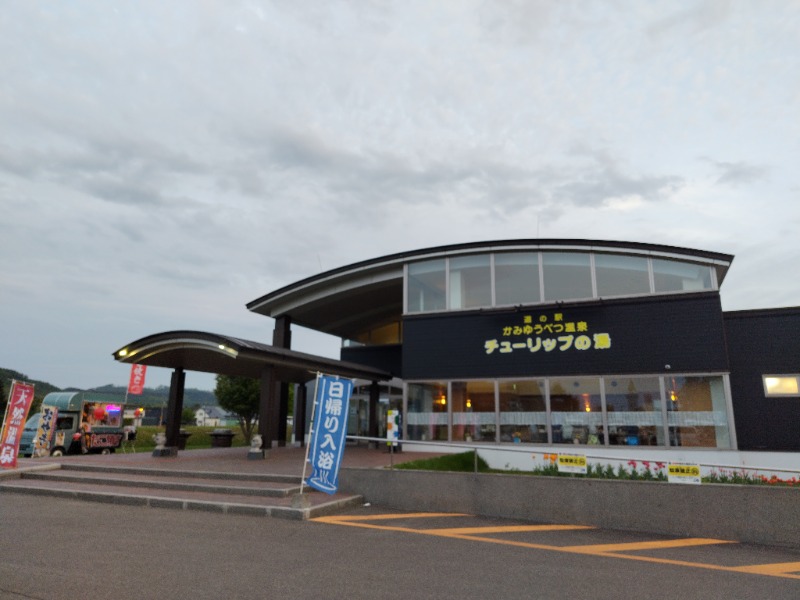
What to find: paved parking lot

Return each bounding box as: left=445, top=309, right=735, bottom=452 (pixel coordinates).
left=2, top=494, right=800, bottom=600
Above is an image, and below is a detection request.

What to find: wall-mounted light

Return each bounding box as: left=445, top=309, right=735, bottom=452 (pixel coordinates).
left=466, top=398, right=472, bottom=409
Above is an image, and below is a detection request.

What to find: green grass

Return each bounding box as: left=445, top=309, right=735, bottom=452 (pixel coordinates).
left=126, top=425, right=250, bottom=452
left=395, top=451, right=490, bottom=472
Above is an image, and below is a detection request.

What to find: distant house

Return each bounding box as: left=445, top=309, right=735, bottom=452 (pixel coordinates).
left=194, top=406, right=237, bottom=427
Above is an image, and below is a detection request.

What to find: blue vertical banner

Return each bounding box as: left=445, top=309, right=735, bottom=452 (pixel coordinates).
left=306, top=375, right=354, bottom=495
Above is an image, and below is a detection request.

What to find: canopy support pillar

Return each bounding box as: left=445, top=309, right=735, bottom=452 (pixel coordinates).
left=259, top=366, right=279, bottom=451
left=154, top=367, right=185, bottom=457
left=273, top=316, right=292, bottom=447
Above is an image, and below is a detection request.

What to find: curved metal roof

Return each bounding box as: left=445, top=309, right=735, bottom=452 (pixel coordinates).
left=112, top=330, right=392, bottom=382
left=246, top=239, right=734, bottom=339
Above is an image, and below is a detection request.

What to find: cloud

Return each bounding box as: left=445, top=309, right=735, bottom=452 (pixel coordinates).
left=646, top=0, right=733, bottom=37
left=0, top=1, right=798, bottom=390
left=703, top=158, right=770, bottom=187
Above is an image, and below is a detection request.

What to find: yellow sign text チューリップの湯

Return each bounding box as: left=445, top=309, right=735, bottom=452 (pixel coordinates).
left=484, top=312, right=611, bottom=356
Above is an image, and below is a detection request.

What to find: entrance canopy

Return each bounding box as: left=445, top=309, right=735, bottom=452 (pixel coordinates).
left=112, top=330, right=392, bottom=383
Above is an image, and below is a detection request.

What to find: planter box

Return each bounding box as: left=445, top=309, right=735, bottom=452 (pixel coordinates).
left=178, top=431, right=191, bottom=450
left=210, top=429, right=235, bottom=448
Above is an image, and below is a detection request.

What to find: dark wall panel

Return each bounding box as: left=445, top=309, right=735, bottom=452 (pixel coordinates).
left=341, top=344, right=402, bottom=377
left=403, top=293, right=729, bottom=380
left=725, top=309, right=800, bottom=451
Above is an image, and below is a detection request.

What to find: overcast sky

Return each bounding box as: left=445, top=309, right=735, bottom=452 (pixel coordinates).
left=1, top=1, right=798, bottom=392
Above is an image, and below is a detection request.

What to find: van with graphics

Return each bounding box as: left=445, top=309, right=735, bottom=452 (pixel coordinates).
left=18, top=391, right=126, bottom=457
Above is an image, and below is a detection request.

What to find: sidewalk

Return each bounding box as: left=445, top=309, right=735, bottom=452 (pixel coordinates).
left=14, top=442, right=433, bottom=474
left=2, top=443, right=442, bottom=520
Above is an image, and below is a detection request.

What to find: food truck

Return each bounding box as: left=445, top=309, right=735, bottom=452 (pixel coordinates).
left=18, top=391, right=126, bottom=457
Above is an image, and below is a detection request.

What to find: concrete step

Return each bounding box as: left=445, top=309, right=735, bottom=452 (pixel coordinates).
left=20, top=471, right=302, bottom=497
left=0, top=465, right=362, bottom=520
left=59, top=463, right=303, bottom=484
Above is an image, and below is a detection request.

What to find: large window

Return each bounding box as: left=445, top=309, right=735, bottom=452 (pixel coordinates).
left=406, top=382, right=448, bottom=441
left=451, top=380, right=496, bottom=442
left=549, top=377, right=603, bottom=445
left=652, top=259, right=713, bottom=293
left=542, top=253, right=593, bottom=302
left=407, top=259, right=446, bottom=313
left=405, top=374, right=734, bottom=448
left=498, top=380, right=547, bottom=443
left=449, top=255, right=491, bottom=310
left=604, top=376, right=665, bottom=446
left=595, top=254, right=650, bottom=298
left=406, top=250, right=719, bottom=314
left=495, top=252, right=540, bottom=306
left=666, top=376, right=731, bottom=448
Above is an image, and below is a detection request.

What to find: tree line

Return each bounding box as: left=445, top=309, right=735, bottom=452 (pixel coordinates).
left=1, top=367, right=278, bottom=443
left=0, top=367, right=217, bottom=417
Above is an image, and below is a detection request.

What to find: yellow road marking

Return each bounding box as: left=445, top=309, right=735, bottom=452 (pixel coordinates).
left=312, top=513, right=468, bottom=535
left=312, top=512, right=800, bottom=580
left=314, top=512, right=468, bottom=522
left=561, top=538, right=734, bottom=553
left=428, top=524, right=594, bottom=535
left=732, top=562, right=800, bottom=576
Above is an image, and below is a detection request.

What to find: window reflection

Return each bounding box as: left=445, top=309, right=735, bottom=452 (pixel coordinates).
left=449, top=255, right=491, bottom=309
left=495, top=252, right=540, bottom=306
left=406, top=251, right=718, bottom=314
left=653, top=259, right=712, bottom=293
left=595, top=254, right=650, bottom=298
left=604, top=377, right=664, bottom=446
left=667, top=376, right=731, bottom=448
left=549, top=378, right=603, bottom=444
left=498, top=380, right=547, bottom=443
left=407, top=260, right=446, bottom=312
left=405, top=374, right=733, bottom=448
left=406, top=382, right=448, bottom=441
left=451, top=380, right=496, bottom=442
left=542, top=253, right=593, bottom=302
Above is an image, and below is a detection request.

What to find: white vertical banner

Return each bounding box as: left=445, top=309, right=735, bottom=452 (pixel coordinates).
left=305, top=374, right=354, bottom=495
left=387, top=409, right=400, bottom=446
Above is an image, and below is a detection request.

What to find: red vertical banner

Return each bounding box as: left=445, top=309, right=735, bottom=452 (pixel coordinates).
left=0, top=381, right=36, bottom=469
left=127, top=364, right=147, bottom=395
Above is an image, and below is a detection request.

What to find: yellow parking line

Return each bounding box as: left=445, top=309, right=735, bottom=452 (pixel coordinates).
left=314, top=512, right=468, bottom=523
left=561, top=538, right=735, bottom=554
left=428, top=524, right=594, bottom=535
left=731, top=562, right=800, bottom=576
left=312, top=512, right=800, bottom=580
left=312, top=513, right=470, bottom=535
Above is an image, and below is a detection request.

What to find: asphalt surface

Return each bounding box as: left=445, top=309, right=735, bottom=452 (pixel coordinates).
left=2, top=445, right=800, bottom=599
left=2, top=494, right=800, bottom=600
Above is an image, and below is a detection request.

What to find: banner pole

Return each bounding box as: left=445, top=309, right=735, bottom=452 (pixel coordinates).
left=299, top=372, right=322, bottom=495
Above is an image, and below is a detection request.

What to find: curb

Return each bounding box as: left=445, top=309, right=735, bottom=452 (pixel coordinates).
left=0, top=462, right=61, bottom=480
left=0, top=484, right=364, bottom=520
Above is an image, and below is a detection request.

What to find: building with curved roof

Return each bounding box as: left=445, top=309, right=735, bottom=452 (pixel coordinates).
left=115, top=238, right=799, bottom=456
left=247, top=239, right=799, bottom=453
